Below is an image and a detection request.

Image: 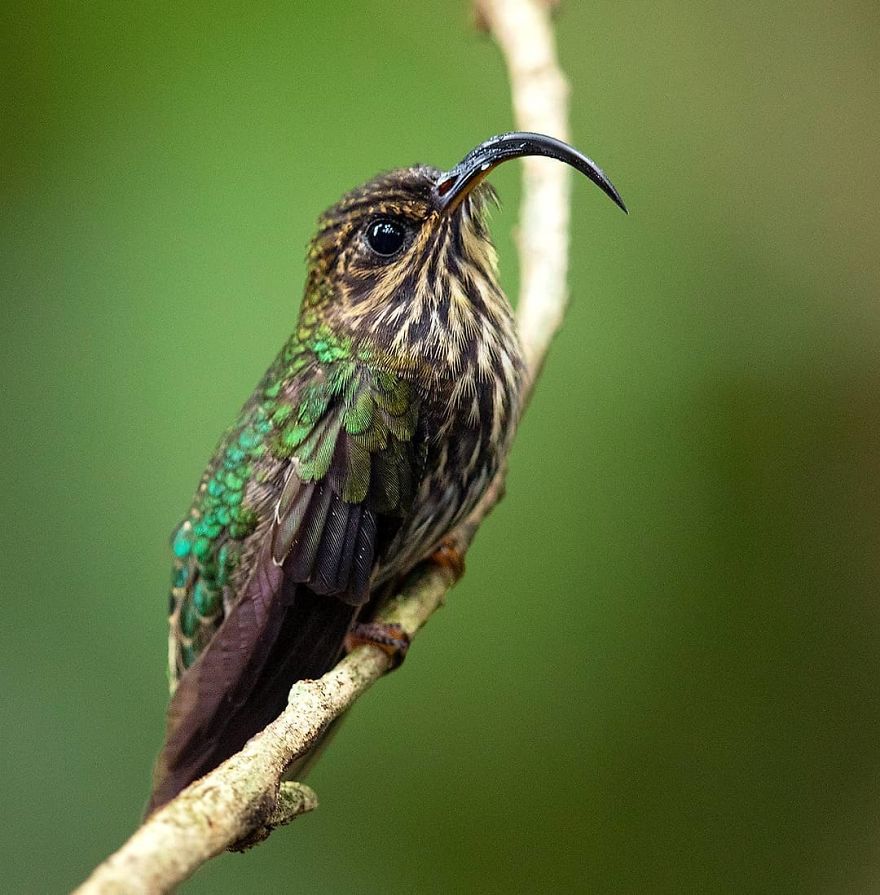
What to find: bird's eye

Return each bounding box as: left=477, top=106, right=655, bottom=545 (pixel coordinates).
left=365, top=219, right=406, bottom=257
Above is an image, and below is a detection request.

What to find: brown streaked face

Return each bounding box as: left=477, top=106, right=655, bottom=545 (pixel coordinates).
left=303, top=132, right=626, bottom=346
left=307, top=166, right=499, bottom=319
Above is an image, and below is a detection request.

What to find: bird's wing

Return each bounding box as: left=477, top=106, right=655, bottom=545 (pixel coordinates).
left=269, top=362, right=422, bottom=602
left=150, top=359, right=424, bottom=811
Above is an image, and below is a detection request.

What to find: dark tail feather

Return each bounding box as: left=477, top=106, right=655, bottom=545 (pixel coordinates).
left=148, top=565, right=357, bottom=814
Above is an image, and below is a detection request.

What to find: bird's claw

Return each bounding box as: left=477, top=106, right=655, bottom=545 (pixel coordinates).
left=430, top=536, right=466, bottom=582
left=345, top=622, right=411, bottom=670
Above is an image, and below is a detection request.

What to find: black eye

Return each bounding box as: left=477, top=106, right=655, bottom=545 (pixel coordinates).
left=365, top=219, right=406, bottom=257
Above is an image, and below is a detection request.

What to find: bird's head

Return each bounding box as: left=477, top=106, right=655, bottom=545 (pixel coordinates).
left=301, top=132, right=626, bottom=358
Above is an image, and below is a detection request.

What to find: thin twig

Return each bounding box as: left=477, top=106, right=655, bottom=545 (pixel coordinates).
left=74, top=1, right=574, bottom=891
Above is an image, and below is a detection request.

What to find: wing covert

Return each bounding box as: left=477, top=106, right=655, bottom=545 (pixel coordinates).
left=269, top=363, right=421, bottom=604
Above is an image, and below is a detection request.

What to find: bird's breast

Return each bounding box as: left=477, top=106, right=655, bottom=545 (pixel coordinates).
left=374, top=329, right=523, bottom=581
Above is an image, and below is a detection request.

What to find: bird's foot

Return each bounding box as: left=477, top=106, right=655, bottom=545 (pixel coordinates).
left=430, top=536, right=466, bottom=582
left=345, top=622, right=411, bottom=669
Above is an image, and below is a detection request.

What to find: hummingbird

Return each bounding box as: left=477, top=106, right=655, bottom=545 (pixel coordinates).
left=148, top=132, right=626, bottom=812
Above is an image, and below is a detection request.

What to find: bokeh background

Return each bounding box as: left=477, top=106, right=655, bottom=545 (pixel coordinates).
left=3, top=1, right=879, bottom=892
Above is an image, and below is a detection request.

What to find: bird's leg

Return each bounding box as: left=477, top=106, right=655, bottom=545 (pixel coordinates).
left=345, top=622, right=410, bottom=669
left=344, top=535, right=466, bottom=669
left=430, top=535, right=466, bottom=582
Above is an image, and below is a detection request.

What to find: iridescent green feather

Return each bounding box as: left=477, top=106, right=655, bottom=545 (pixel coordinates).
left=167, top=325, right=420, bottom=680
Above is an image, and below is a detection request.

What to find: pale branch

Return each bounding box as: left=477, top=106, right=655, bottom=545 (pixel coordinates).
left=478, top=0, right=573, bottom=392
left=75, top=1, right=576, bottom=891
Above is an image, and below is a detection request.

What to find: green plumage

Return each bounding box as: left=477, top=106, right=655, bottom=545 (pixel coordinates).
left=168, top=324, right=419, bottom=677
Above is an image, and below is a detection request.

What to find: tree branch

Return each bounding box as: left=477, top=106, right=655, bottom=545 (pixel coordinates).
left=75, top=1, right=575, bottom=891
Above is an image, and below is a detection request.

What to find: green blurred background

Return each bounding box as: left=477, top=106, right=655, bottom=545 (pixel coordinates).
left=2, top=1, right=879, bottom=892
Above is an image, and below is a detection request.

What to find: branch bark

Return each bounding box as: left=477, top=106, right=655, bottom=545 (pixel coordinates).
left=75, top=1, right=575, bottom=891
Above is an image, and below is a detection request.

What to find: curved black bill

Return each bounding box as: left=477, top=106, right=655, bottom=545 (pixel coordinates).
left=435, top=131, right=627, bottom=214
